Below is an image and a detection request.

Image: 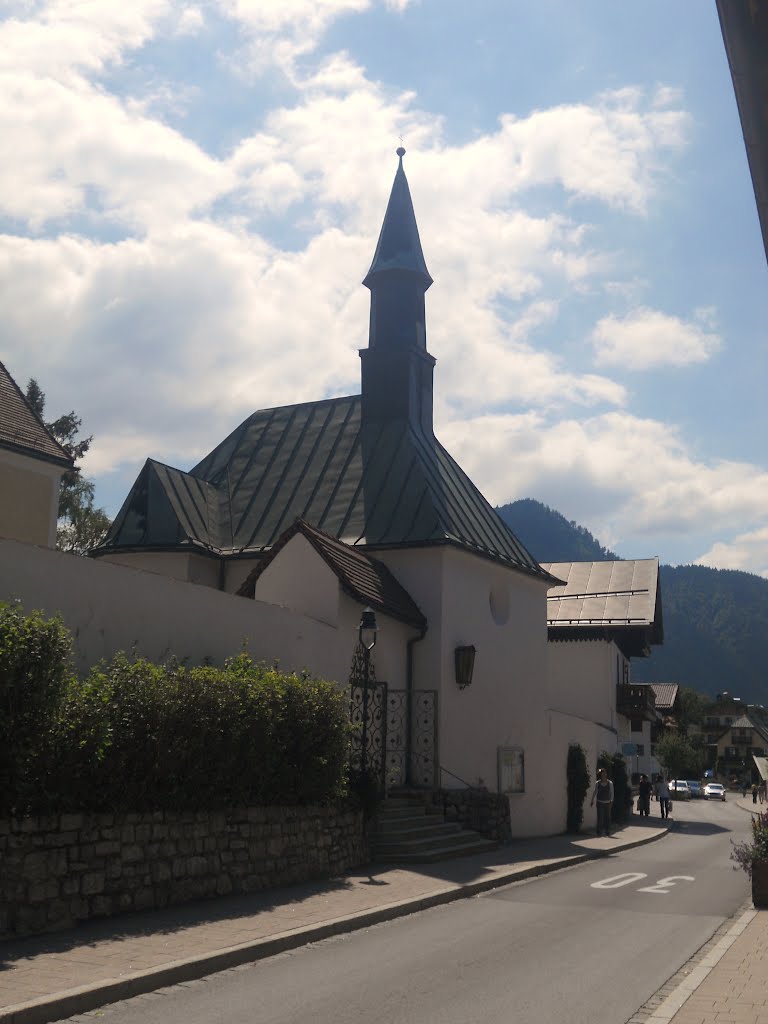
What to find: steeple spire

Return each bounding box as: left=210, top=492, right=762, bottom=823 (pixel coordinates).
left=363, top=147, right=433, bottom=292
left=360, top=148, right=436, bottom=434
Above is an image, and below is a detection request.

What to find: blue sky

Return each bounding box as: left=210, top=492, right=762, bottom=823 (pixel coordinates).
left=2, top=0, right=767, bottom=573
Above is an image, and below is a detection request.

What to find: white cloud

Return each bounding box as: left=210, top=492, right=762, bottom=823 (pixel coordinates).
left=440, top=410, right=768, bottom=554
left=695, top=529, right=768, bottom=579
left=590, top=307, right=721, bottom=370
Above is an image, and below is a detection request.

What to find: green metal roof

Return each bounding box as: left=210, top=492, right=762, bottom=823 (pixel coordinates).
left=97, top=394, right=551, bottom=580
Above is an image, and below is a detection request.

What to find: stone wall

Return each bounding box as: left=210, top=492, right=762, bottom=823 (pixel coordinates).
left=0, top=805, right=368, bottom=939
left=439, top=790, right=511, bottom=843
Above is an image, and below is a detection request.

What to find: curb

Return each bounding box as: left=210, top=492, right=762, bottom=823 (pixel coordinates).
left=0, top=826, right=668, bottom=1024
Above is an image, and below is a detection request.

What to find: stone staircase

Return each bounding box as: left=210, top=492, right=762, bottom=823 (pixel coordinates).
left=369, top=794, right=499, bottom=863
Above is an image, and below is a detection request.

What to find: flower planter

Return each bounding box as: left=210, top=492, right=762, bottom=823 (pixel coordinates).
left=752, top=860, right=768, bottom=908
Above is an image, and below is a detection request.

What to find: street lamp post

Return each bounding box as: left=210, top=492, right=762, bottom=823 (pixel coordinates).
left=358, top=607, right=378, bottom=782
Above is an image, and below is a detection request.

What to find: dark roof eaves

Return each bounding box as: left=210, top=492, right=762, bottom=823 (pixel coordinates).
left=0, top=438, right=73, bottom=469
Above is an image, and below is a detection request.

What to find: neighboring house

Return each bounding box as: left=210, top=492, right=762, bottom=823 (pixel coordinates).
left=713, top=713, right=768, bottom=785
left=91, top=150, right=567, bottom=836
left=0, top=360, right=73, bottom=548
left=540, top=559, right=664, bottom=781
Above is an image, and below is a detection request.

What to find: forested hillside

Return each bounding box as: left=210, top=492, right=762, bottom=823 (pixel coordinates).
left=497, top=499, right=768, bottom=704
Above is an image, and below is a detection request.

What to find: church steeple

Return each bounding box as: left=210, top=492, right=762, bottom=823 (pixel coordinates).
left=360, top=148, right=436, bottom=433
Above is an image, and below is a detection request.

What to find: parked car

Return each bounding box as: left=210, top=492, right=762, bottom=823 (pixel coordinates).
left=687, top=780, right=703, bottom=798
left=703, top=782, right=727, bottom=801
left=668, top=780, right=691, bottom=799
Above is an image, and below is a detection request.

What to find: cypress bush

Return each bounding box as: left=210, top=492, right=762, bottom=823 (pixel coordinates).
left=566, top=743, right=590, bottom=833
left=0, top=601, right=73, bottom=816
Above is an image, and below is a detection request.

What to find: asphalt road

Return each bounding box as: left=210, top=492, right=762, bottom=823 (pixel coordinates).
left=65, top=799, right=752, bottom=1024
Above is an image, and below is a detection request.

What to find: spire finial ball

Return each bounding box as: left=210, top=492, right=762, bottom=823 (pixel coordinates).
left=396, top=146, right=406, bottom=157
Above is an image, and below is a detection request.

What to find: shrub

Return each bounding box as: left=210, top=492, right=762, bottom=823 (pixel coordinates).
left=731, top=809, right=768, bottom=879
left=37, top=650, right=351, bottom=814
left=0, top=601, right=73, bottom=816
left=566, top=744, right=590, bottom=833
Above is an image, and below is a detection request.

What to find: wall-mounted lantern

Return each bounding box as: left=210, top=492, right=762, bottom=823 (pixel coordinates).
left=359, top=606, right=378, bottom=651
left=454, top=644, right=476, bottom=689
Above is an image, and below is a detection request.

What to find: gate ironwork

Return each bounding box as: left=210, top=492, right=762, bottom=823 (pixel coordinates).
left=385, top=690, right=438, bottom=789
left=348, top=643, right=387, bottom=791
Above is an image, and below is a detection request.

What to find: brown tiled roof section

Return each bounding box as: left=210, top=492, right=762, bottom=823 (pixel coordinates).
left=237, top=518, right=426, bottom=629
left=0, top=361, right=73, bottom=467
left=650, top=683, right=679, bottom=710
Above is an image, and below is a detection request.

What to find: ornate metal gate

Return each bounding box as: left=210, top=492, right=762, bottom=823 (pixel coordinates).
left=385, top=690, right=438, bottom=789
left=348, top=645, right=438, bottom=791
left=348, top=644, right=388, bottom=791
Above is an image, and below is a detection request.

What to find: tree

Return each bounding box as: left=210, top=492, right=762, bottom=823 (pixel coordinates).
left=673, top=686, right=708, bottom=736
left=655, top=731, right=703, bottom=781
left=25, top=379, right=111, bottom=554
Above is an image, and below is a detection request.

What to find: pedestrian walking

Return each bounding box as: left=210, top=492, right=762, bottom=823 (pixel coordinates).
left=657, top=777, right=671, bottom=819
left=752, top=783, right=759, bottom=804
left=590, top=768, right=614, bottom=836
left=637, top=774, right=652, bottom=817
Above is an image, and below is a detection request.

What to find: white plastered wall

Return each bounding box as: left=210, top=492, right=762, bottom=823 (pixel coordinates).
left=0, top=537, right=413, bottom=687
left=0, top=449, right=64, bottom=548
left=378, top=545, right=557, bottom=837
left=255, top=534, right=340, bottom=627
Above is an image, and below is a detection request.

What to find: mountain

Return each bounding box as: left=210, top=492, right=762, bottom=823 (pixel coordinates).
left=497, top=499, right=768, bottom=704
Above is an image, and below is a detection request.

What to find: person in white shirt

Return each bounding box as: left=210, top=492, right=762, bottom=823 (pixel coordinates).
left=657, top=777, right=671, bottom=819
left=590, top=768, right=614, bottom=836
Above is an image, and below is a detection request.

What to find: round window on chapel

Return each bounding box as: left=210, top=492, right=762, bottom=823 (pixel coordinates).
left=489, top=584, right=510, bottom=626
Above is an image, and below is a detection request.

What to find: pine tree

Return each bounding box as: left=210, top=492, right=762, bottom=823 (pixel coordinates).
left=26, top=379, right=111, bottom=554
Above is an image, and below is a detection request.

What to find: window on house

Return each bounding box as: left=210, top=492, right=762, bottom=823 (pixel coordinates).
left=725, top=747, right=736, bottom=758
left=636, top=744, right=645, bottom=756
left=631, top=718, right=643, bottom=733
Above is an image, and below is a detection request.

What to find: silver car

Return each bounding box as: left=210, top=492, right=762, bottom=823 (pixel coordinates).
left=703, top=782, right=726, bottom=801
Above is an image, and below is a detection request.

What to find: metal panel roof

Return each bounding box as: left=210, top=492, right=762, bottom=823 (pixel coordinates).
left=650, top=683, right=679, bottom=710
left=540, top=558, right=663, bottom=657
left=0, top=360, right=73, bottom=468
left=97, top=395, right=552, bottom=581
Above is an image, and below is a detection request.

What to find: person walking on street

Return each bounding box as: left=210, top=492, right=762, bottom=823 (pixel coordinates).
left=638, top=774, right=652, bottom=817
left=657, top=777, right=671, bottom=819
left=752, top=783, right=759, bottom=804
left=590, top=768, right=614, bottom=836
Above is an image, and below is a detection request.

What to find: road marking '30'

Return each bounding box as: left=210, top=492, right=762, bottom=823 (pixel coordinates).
left=591, top=873, right=694, bottom=893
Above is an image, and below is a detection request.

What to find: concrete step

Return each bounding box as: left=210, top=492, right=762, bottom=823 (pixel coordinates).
left=373, top=813, right=446, bottom=832
left=372, top=826, right=490, bottom=855
left=375, top=836, right=499, bottom=864
left=370, top=822, right=463, bottom=844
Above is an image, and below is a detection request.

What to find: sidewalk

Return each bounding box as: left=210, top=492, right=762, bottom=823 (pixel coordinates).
left=0, top=819, right=668, bottom=1024
left=1, top=801, right=764, bottom=1024
left=648, top=793, right=768, bottom=1024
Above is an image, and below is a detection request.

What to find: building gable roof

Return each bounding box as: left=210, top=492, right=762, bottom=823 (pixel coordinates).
left=541, top=558, right=663, bottom=658
left=0, top=360, right=73, bottom=469
left=97, top=396, right=553, bottom=581
left=237, top=518, right=426, bottom=629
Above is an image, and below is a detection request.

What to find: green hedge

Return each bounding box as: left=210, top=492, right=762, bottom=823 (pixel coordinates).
left=4, top=606, right=351, bottom=816
left=0, top=601, right=73, bottom=817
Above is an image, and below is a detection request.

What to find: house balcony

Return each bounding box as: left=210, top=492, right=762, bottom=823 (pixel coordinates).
left=616, top=684, right=657, bottom=721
